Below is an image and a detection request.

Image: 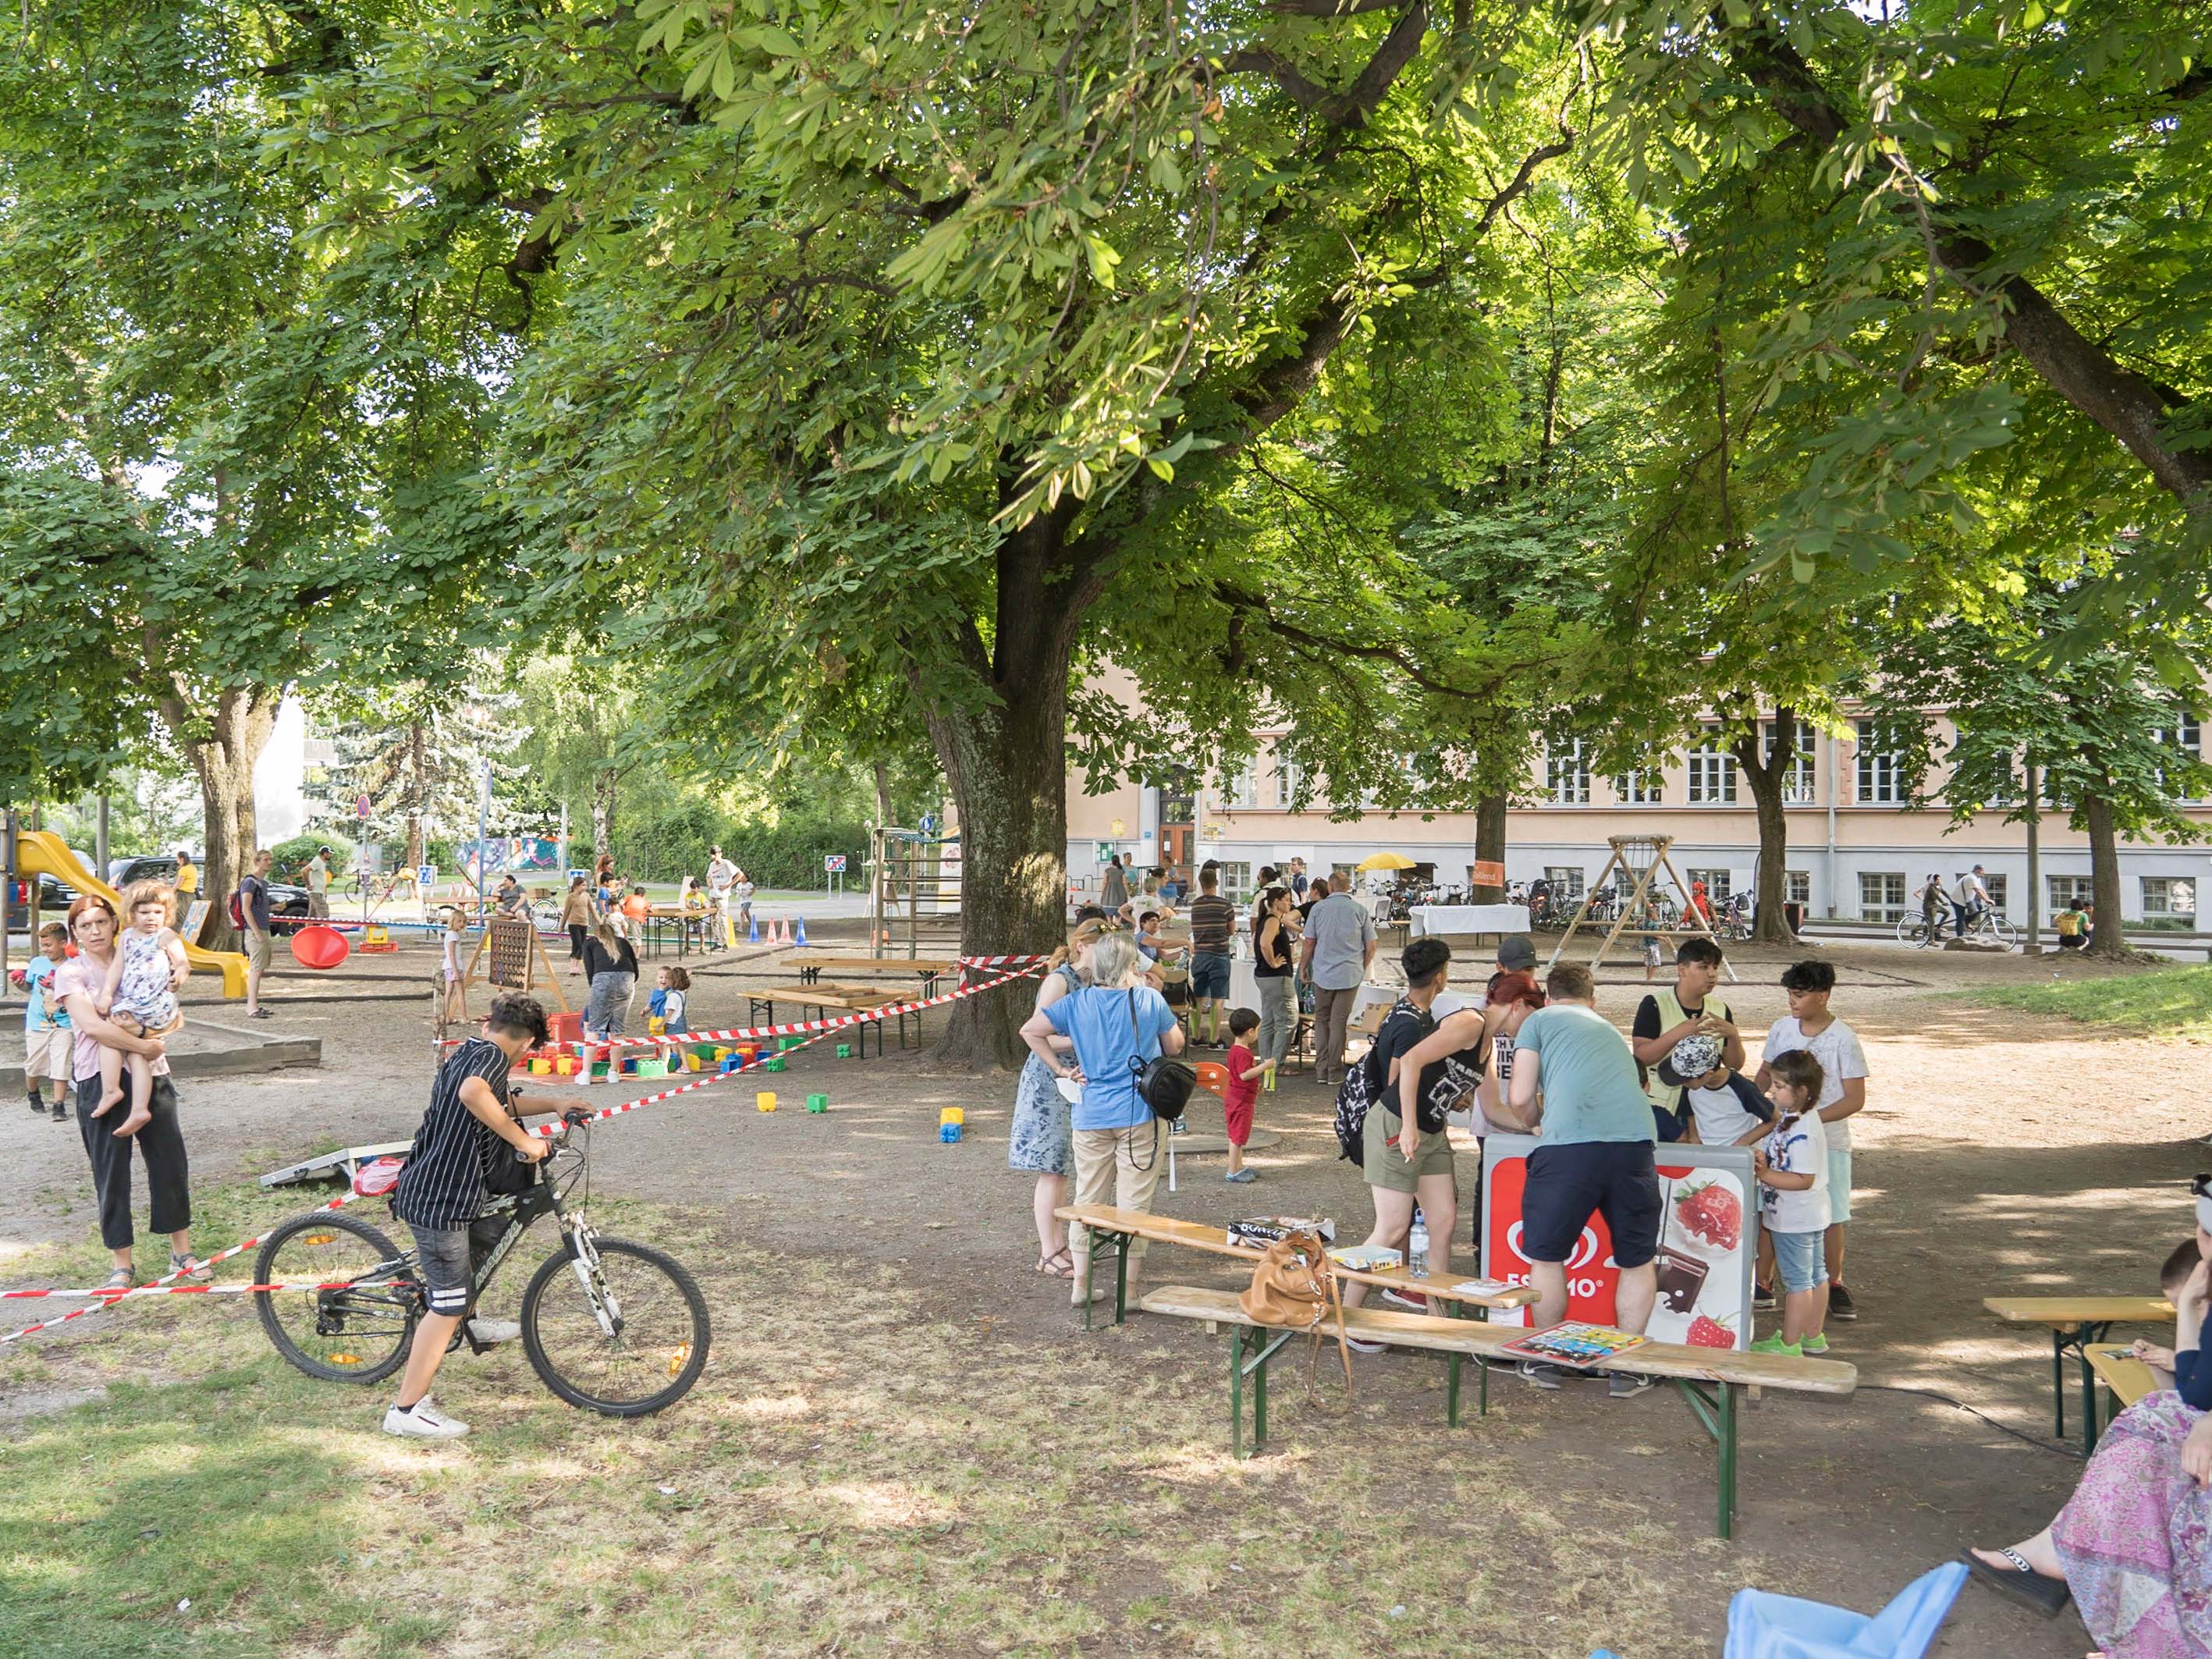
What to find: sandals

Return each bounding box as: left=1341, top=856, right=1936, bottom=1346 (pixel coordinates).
left=168, top=1251, right=210, bottom=1282
left=100, top=1268, right=135, bottom=1294
left=1961, top=1549, right=2071, bottom=1617
left=1035, top=1249, right=1074, bottom=1279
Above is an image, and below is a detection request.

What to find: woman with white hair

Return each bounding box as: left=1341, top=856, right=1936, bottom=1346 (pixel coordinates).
left=1020, top=931, right=1186, bottom=1307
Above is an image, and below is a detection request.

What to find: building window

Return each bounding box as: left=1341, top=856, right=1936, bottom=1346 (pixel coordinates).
left=1543, top=865, right=1586, bottom=901
left=1274, top=748, right=1303, bottom=809
left=1784, top=870, right=1810, bottom=906
left=1855, top=719, right=1904, bottom=805
left=2152, top=711, right=2203, bottom=800
left=1221, top=761, right=1258, bottom=811
left=1686, top=733, right=1736, bottom=804
left=1858, top=872, right=1907, bottom=922
left=2048, top=874, right=2093, bottom=910
left=1330, top=863, right=1358, bottom=888
left=1547, top=739, right=1590, bottom=805
left=1613, top=766, right=1663, bottom=805
left=1983, top=874, right=2009, bottom=917
left=1766, top=719, right=1816, bottom=804
left=2143, top=877, right=2196, bottom=924
left=1216, top=861, right=1254, bottom=904
left=1688, top=868, right=1733, bottom=902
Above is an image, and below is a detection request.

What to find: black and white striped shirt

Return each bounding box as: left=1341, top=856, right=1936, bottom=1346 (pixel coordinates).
left=393, top=1039, right=513, bottom=1230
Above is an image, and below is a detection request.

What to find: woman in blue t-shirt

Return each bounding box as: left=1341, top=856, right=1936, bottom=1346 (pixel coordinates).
left=1021, top=932, right=1185, bottom=1308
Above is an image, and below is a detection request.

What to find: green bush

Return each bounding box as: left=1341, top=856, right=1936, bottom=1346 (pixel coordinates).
left=612, top=801, right=868, bottom=890
left=265, top=833, right=330, bottom=874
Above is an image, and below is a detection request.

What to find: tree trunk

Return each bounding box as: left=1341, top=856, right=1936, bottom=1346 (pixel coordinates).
left=169, top=686, right=279, bottom=951
left=872, top=759, right=891, bottom=829
left=2082, top=793, right=2127, bottom=957
left=1471, top=793, right=1507, bottom=904
left=1731, top=710, right=1798, bottom=945
left=403, top=812, right=424, bottom=869
left=590, top=767, right=616, bottom=865
left=920, top=507, right=1092, bottom=1068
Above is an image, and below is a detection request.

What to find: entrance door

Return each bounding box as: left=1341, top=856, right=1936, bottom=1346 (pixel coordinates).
left=1159, top=823, right=1191, bottom=876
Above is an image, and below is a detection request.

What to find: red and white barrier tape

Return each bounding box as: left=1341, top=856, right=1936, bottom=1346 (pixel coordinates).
left=2, top=964, right=1042, bottom=1343
left=0, top=1192, right=362, bottom=1345
left=440, top=958, right=1049, bottom=1054
left=5, top=1279, right=412, bottom=1300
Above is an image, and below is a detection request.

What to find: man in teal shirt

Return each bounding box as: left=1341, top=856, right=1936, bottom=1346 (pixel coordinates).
left=1503, top=961, right=1660, bottom=1394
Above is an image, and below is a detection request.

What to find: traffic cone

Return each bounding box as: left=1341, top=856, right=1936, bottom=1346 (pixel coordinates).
left=794, top=916, right=809, bottom=947
left=772, top=917, right=788, bottom=946
left=748, top=915, right=760, bottom=944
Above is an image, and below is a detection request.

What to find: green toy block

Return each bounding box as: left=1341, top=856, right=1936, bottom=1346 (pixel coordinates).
left=765, top=1057, right=786, bottom=1073
left=805, top=1092, right=829, bottom=1113
left=836, top=1043, right=853, bottom=1060
left=636, top=1059, right=668, bottom=1078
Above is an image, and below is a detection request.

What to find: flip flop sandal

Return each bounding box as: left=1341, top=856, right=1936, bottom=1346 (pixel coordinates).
left=1962, top=1549, right=2072, bottom=1617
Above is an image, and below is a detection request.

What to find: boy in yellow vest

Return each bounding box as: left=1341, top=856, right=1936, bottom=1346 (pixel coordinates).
left=1628, top=937, right=1742, bottom=1137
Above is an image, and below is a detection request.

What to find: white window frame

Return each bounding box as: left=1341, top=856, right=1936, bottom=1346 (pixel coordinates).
left=1686, top=733, right=1736, bottom=805
left=1982, top=873, right=2009, bottom=917
left=2152, top=710, right=2203, bottom=800
left=2047, top=874, right=2093, bottom=910
left=1855, top=719, right=1904, bottom=805
left=1221, top=760, right=1259, bottom=811
left=1688, top=868, right=1733, bottom=902
left=1547, top=739, right=1591, bottom=805
left=1542, top=865, right=1586, bottom=901
left=1612, top=766, right=1663, bottom=805
left=1784, top=869, right=1810, bottom=906
left=1274, top=748, right=1303, bottom=809
left=1216, top=861, right=1255, bottom=904
left=1766, top=719, right=1816, bottom=805
left=1858, top=871, right=1907, bottom=922
left=2143, top=876, right=2196, bottom=920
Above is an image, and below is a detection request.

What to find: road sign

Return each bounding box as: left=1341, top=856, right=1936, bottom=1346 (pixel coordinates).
left=824, top=854, right=847, bottom=873
left=355, top=794, right=372, bottom=819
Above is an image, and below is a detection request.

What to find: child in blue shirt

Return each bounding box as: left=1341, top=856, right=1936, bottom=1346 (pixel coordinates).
left=23, top=923, right=72, bottom=1121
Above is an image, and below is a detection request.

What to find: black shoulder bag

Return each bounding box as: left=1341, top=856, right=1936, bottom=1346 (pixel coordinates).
left=1127, top=989, right=1196, bottom=1121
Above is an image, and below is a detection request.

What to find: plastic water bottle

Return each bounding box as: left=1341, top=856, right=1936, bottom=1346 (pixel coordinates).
left=1408, top=1210, right=1429, bottom=1278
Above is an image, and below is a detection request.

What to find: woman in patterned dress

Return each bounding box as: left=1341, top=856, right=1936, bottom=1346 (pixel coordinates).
left=1008, top=919, right=1105, bottom=1277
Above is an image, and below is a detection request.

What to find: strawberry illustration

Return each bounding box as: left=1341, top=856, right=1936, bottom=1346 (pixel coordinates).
left=1674, top=1181, right=1742, bottom=1251
left=1685, top=1313, right=1735, bottom=1349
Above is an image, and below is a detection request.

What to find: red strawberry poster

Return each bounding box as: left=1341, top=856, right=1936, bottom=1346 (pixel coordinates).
left=1479, top=1136, right=1757, bottom=1352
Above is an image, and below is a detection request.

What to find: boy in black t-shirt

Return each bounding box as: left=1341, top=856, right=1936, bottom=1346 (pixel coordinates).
left=382, top=993, right=591, bottom=1441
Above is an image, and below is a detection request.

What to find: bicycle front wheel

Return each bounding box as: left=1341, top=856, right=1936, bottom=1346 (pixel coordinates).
left=1983, top=916, right=2018, bottom=949
left=253, top=1211, right=419, bottom=1384
left=521, top=1235, right=711, bottom=1416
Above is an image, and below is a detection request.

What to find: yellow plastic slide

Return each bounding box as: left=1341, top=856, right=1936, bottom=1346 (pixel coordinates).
left=15, top=830, right=249, bottom=997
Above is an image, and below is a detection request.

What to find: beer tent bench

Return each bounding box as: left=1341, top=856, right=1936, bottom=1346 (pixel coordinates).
left=1140, top=1284, right=1855, bottom=1540
left=1981, top=1295, right=2173, bottom=1455
left=746, top=985, right=905, bottom=1054
left=786, top=954, right=960, bottom=997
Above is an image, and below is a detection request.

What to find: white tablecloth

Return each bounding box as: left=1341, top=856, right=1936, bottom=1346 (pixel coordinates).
left=1408, top=904, right=1532, bottom=938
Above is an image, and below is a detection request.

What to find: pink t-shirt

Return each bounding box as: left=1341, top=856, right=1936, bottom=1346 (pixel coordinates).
left=55, top=952, right=172, bottom=1084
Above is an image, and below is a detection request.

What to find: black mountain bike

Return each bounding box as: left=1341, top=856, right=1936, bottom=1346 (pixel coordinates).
left=251, top=1121, right=710, bottom=1416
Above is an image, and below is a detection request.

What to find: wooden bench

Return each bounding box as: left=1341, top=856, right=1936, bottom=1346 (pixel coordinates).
left=786, top=954, right=960, bottom=997
left=747, top=984, right=907, bottom=1054
left=1140, top=1283, right=1855, bottom=1540
left=2083, top=1341, right=2161, bottom=1425
left=1983, top=1295, right=2173, bottom=1454
left=1053, top=1203, right=1536, bottom=1330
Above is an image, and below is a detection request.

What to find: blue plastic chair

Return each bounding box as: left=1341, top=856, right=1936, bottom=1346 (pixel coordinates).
left=1724, top=1563, right=1967, bottom=1659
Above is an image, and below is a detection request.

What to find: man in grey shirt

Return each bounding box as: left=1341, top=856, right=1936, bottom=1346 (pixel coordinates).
left=1299, top=872, right=1376, bottom=1085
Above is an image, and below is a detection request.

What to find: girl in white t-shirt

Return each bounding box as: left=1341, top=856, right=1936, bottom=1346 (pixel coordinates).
left=1752, top=1049, right=1831, bottom=1357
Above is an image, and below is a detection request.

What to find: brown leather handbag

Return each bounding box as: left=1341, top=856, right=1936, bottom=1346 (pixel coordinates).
left=1237, top=1229, right=1354, bottom=1396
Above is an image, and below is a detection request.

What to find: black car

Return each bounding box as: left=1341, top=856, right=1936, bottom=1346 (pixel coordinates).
left=108, top=855, right=315, bottom=933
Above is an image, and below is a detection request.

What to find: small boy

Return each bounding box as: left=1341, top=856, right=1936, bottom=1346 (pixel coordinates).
left=1656, top=1032, right=1774, bottom=1147
left=1751, top=1049, right=1831, bottom=1356
left=23, top=922, right=72, bottom=1121
left=2128, top=1237, right=2205, bottom=1391
left=1223, top=1007, right=1269, bottom=1183
left=620, top=883, right=650, bottom=944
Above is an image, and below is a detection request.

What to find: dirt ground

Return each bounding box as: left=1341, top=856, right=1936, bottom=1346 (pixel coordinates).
left=5, top=927, right=2207, bottom=1655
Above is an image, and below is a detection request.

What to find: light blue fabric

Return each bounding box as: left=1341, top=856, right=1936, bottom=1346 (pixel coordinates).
left=1302, top=893, right=1376, bottom=990
left=22, top=954, right=69, bottom=1032
left=1723, top=1563, right=1965, bottom=1659
left=1046, top=984, right=1177, bottom=1131
left=1512, top=1003, right=1654, bottom=1146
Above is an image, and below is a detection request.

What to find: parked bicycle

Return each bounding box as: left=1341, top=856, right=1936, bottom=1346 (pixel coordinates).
left=253, top=1119, right=710, bottom=1416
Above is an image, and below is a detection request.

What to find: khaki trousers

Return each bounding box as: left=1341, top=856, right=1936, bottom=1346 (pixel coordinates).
left=1069, top=1120, right=1165, bottom=1304
left=1312, top=984, right=1360, bottom=1078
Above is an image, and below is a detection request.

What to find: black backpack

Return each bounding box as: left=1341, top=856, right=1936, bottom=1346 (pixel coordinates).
left=1333, top=1000, right=1436, bottom=1166
left=1126, top=990, right=1196, bottom=1121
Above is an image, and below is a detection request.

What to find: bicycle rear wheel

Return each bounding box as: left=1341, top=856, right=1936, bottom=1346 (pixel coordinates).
left=1894, top=916, right=1930, bottom=948
left=521, top=1235, right=711, bottom=1416
left=253, top=1211, right=419, bottom=1384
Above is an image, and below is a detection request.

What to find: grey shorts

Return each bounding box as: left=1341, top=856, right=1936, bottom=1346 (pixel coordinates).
left=408, top=1217, right=504, bottom=1317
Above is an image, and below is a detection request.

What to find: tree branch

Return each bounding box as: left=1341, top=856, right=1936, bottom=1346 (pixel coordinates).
left=1224, top=0, right=1429, bottom=127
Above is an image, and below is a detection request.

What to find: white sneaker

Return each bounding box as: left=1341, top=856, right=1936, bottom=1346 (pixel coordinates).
left=467, top=1317, right=521, bottom=1346
left=382, top=1396, right=470, bottom=1440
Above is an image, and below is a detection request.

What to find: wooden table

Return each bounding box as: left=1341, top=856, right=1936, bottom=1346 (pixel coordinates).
left=641, top=906, right=709, bottom=958
left=1983, top=1295, right=2174, bottom=1453
left=786, top=954, right=960, bottom=996
left=1053, top=1202, right=1536, bottom=1329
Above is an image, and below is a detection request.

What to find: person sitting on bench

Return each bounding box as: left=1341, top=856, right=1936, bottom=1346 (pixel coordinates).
left=1965, top=1186, right=2212, bottom=1644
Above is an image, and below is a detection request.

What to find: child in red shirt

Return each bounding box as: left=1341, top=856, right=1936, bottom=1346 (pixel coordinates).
left=1224, top=1007, right=1269, bottom=1183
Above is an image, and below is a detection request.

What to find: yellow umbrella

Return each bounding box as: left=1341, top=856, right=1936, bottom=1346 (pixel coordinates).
left=1355, top=852, right=1418, bottom=872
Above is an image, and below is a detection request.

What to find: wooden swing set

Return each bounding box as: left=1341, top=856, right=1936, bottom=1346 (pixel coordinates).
left=1543, top=834, right=1738, bottom=981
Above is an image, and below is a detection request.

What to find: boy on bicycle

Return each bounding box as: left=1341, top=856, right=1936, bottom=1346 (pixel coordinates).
left=385, top=992, right=591, bottom=1441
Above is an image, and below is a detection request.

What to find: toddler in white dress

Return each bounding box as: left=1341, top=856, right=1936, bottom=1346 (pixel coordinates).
left=94, top=882, right=190, bottom=1136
